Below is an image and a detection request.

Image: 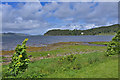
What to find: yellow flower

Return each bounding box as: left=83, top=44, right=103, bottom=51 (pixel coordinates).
left=19, top=55, right=22, bottom=58
left=25, top=38, right=28, bottom=41
left=17, top=62, right=20, bottom=65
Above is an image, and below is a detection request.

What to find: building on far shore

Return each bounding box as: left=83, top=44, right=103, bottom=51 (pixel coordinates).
left=81, top=32, right=84, bottom=35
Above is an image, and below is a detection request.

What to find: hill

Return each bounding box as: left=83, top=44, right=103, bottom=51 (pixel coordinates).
left=44, top=24, right=120, bottom=36
left=0, top=32, right=29, bottom=36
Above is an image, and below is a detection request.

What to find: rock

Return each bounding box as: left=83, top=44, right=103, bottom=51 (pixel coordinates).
left=75, top=43, right=79, bottom=45
left=47, top=54, right=50, bottom=57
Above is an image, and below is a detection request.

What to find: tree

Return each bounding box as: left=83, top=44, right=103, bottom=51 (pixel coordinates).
left=106, top=30, right=120, bottom=56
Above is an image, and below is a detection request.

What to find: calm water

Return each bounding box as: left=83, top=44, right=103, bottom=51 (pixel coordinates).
left=2, top=35, right=114, bottom=51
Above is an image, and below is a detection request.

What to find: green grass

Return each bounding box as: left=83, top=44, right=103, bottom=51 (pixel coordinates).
left=27, top=44, right=106, bottom=58
left=88, top=41, right=109, bottom=45
left=2, top=51, right=118, bottom=78
left=2, top=43, right=118, bottom=78
left=48, top=59, right=118, bottom=78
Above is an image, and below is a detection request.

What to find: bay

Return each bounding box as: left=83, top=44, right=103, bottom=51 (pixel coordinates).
left=2, top=35, right=114, bottom=51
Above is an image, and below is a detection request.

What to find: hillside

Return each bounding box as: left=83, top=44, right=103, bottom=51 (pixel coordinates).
left=44, top=24, right=120, bottom=36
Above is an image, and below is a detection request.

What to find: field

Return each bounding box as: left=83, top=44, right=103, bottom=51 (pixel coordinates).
left=1, top=42, right=118, bottom=78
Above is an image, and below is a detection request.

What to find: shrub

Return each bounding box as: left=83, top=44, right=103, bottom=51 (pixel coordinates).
left=58, top=54, right=76, bottom=63
left=72, top=63, right=82, bottom=70
left=106, top=30, right=120, bottom=56
left=8, top=38, right=30, bottom=76
left=67, top=54, right=76, bottom=62
left=58, top=56, right=66, bottom=64
left=58, top=54, right=77, bottom=71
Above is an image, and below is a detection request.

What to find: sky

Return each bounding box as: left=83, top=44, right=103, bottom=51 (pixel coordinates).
left=1, top=2, right=118, bottom=35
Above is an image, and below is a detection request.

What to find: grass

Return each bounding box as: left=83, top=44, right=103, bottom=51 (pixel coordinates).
left=1, top=42, right=118, bottom=78
left=2, top=51, right=118, bottom=78
left=28, top=44, right=106, bottom=58
left=88, top=41, right=109, bottom=45
left=47, top=59, right=118, bottom=78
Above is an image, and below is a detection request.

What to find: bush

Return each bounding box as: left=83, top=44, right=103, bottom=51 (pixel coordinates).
left=67, top=54, right=76, bottom=62
left=58, top=54, right=77, bottom=71
left=106, top=30, right=120, bottom=56
left=58, top=56, right=66, bottom=63
left=72, top=63, right=82, bottom=70
left=7, top=38, right=30, bottom=76
left=58, top=54, right=76, bottom=63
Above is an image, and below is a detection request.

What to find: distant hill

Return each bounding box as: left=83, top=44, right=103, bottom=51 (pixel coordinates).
left=0, top=32, right=29, bottom=36
left=44, top=24, right=120, bottom=36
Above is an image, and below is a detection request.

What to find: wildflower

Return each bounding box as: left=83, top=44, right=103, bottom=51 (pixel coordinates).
left=25, top=38, right=28, bottom=41
left=17, top=62, right=20, bottom=65
left=19, top=55, right=22, bottom=58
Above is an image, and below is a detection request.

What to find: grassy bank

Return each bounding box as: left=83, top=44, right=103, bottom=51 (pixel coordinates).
left=2, top=42, right=118, bottom=78
left=88, top=41, right=109, bottom=45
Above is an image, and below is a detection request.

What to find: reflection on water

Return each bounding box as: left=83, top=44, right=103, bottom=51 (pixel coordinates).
left=2, top=35, right=114, bottom=51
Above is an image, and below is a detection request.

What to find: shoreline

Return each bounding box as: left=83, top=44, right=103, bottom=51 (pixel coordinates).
left=1, top=41, right=108, bottom=65
left=1, top=41, right=108, bottom=56
left=1, top=42, right=83, bottom=55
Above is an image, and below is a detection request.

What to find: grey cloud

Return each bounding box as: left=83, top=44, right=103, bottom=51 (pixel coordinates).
left=85, top=2, right=118, bottom=25
left=2, top=2, right=50, bottom=34
left=2, top=2, right=118, bottom=35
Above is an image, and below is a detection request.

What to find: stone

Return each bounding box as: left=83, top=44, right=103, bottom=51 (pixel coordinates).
left=47, top=54, right=50, bottom=57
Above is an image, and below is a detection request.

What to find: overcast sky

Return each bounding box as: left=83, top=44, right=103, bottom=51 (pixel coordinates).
left=1, top=2, right=118, bottom=35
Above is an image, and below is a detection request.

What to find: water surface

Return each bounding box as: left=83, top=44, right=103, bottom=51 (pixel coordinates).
left=2, top=35, right=114, bottom=51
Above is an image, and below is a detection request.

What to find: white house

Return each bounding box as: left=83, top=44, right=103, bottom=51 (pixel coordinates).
left=81, top=32, right=84, bottom=35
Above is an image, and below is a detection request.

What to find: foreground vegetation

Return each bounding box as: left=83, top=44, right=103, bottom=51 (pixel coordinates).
left=7, top=38, right=30, bottom=76
left=2, top=43, right=118, bottom=78
left=44, top=24, right=120, bottom=36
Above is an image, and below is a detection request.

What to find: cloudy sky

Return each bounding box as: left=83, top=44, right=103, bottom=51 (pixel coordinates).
left=1, top=2, right=118, bottom=35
